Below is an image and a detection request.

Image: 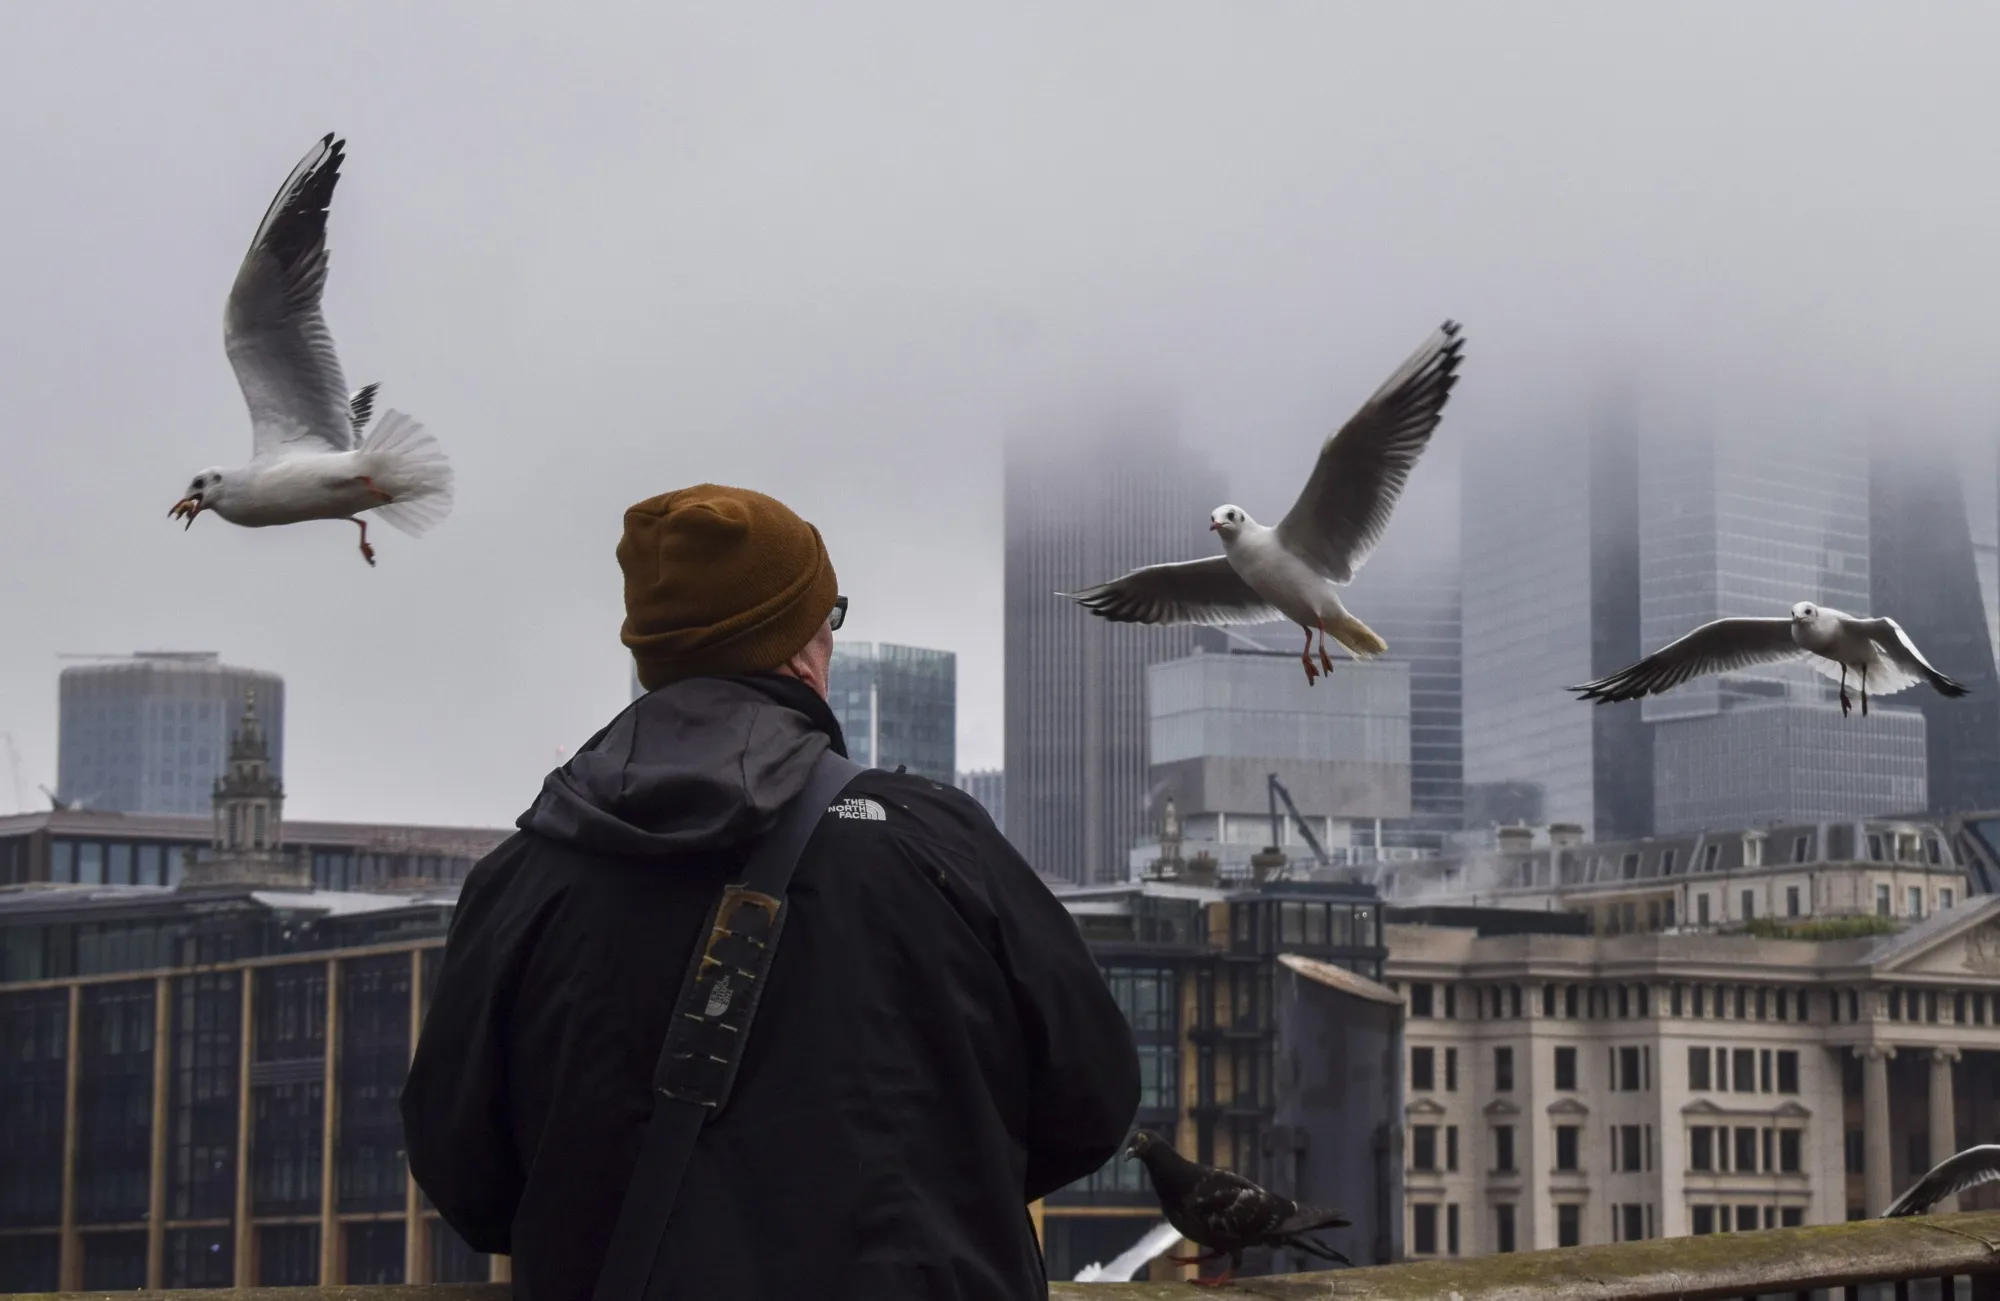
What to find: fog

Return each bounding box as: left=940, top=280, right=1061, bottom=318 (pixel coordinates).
left=1, top=2, right=1996, bottom=825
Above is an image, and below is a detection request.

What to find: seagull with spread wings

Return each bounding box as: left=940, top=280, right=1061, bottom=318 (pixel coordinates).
left=1571, top=602, right=1969, bottom=717
left=169, top=133, right=453, bottom=567
left=1883, top=1144, right=2000, bottom=1217
left=1062, top=320, right=1465, bottom=684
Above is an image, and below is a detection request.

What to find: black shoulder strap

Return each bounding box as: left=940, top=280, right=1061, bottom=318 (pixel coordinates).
left=589, top=746, right=865, bottom=1301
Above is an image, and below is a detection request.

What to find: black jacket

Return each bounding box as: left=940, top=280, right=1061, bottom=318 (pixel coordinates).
left=402, top=674, right=1139, bottom=1301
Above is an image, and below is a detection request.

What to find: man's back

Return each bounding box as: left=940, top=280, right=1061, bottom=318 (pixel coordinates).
left=403, top=675, right=1139, bottom=1301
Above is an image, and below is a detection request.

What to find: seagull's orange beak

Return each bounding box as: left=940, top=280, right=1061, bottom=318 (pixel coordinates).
left=170, top=496, right=202, bottom=529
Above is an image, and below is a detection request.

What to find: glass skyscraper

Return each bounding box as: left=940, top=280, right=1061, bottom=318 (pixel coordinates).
left=56, top=654, right=283, bottom=817
left=1870, top=446, right=2000, bottom=814
left=1339, top=456, right=1463, bottom=849
left=1641, top=403, right=1927, bottom=831
left=1004, top=413, right=1226, bottom=884
left=1462, top=388, right=1649, bottom=839
left=828, top=643, right=956, bottom=784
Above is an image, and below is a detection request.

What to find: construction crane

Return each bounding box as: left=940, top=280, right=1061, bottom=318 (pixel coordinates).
left=1264, top=772, right=1331, bottom=873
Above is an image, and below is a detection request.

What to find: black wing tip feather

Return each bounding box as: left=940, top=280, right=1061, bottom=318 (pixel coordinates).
left=256, top=132, right=347, bottom=268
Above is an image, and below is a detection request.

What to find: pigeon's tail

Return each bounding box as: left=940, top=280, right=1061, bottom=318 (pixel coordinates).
left=359, top=409, right=455, bottom=538
left=1329, top=613, right=1387, bottom=659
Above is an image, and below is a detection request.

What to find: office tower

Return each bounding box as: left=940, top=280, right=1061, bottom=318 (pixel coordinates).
left=1138, top=648, right=1411, bottom=878
left=828, top=643, right=956, bottom=783
left=1340, top=457, right=1463, bottom=848
left=956, top=768, right=1004, bottom=832
left=1871, top=446, right=2000, bottom=813
left=1642, top=407, right=1925, bottom=830
left=56, top=653, right=283, bottom=817
left=1004, top=413, right=1226, bottom=883
left=1462, top=389, right=1649, bottom=839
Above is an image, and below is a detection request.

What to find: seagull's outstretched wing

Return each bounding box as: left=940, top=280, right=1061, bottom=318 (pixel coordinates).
left=1884, top=1145, right=2000, bottom=1217
left=1858, top=617, right=1970, bottom=699
left=1570, top=617, right=1802, bottom=703
left=1272, top=320, right=1465, bottom=584
left=1063, top=556, right=1280, bottom=627
left=225, top=133, right=355, bottom=462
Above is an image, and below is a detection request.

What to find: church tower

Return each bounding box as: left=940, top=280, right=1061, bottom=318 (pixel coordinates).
left=181, top=688, right=307, bottom=889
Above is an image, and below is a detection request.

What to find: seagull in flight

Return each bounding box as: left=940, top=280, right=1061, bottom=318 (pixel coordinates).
left=1062, top=320, right=1465, bottom=684
left=1883, top=1144, right=2000, bottom=1217
left=1571, top=602, right=1969, bottom=717
left=170, top=134, right=453, bottom=567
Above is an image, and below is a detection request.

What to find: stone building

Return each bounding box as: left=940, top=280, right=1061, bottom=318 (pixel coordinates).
left=1377, top=813, right=2000, bottom=1257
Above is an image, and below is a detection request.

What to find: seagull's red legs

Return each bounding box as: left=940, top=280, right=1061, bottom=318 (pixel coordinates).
left=352, top=519, right=376, bottom=567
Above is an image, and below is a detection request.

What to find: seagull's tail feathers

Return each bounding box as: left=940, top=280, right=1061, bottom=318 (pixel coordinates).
left=1329, top=613, right=1387, bottom=659
left=360, top=409, right=455, bottom=538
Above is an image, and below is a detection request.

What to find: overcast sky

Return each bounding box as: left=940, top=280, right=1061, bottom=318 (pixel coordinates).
left=2, top=2, right=1997, bottom=827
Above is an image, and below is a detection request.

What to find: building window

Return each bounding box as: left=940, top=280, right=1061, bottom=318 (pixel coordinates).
left=1782, top=1207, right=1804, bottom=1228
left=1619, top=1125, right=1642, bottom=1173
left=1410, top=984, right=1435, bottom=1018
left=1661, top=850, right=1676, bottom=874
left=1741, top=889, right=1755, bottom=920
left=1555, top=1046, right=1577, bottom=1091
left=1733, top=1048, right=1756, bottom=1093
left=1735, top=1127, right=1759, bottom=1173
left=1621, top=1203, right=1644, bottom=1242
left=1786, top=886, right=1801, bottom=917
left=1908, top=887, right=1923, bottom=919
left=1693, top=1205, right=1716, bottom=1235
left=1412, top=1047, right=1436, bottom=1091
left=1779, top=1129, right=1802, bottom=1173
left=1691, top=1126, right=1714, bottom=1172
left=1703, top=844, right=1721, bottom=872
left=1446, top=1047, right=1459, bottom=1092
left=1495, top=1046, right=1514, bottom=1092
left=1941, top=888, right=1956, bottom=910
left=1447, top=1126, right=1460, bottom=1173
left=1777, top=1050, right=1799, bottom=1094
left=1495, top=1125, right=1516, bottom=1174
left=1558, top=1203, right=1581, bottom=1247
left=1846, top=1129, right=1865, bottom=1174
left=1868, top=834, right=1884, bottom=862
left=1412, top=1204, right=1438, bottom=1255
left=1876, top=884, right=1891, bottom=916
left=1698, top=894, right=1711, bottom=926
left=1495, top=1203, right=1517, bottom=1254
left=1689, top=1047, right=1711, bottom=1091
left=1555, top=1125, right=1580, bottom=1172
left=1617, top=1046, right=1643, bottom=1092
left=1412, top=1126, right=1438, bottom=1172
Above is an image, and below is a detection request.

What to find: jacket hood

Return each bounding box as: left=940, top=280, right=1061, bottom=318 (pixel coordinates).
left=518, top=674, right=849, bottom=858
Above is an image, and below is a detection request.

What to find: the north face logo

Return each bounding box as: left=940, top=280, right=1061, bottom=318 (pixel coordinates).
left=831, top=797, right=887, bottom=822
left=704, top=975, right=734, bottom=1018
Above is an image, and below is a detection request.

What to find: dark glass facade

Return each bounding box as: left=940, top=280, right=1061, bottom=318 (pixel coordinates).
left=0, top=989, right=68, bottom=1230
left=338, top=955, right=411, bottom=1213
left=1041, top=881, right=1388, bottom=1280
left=0, top=884, right=468, bottom=1291
left=75, top=981, right=154, bottom=1224
left=829, top=643, right=957, bottom=783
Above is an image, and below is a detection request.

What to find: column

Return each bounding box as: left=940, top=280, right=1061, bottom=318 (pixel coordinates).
left=319, top=959, right=342, bottom=1284
left=1861, top=1046, right=1896, bottom=1218
left=146, top=977, right=171, bottom=1288
left=57, top=984, right=81, bottom=1291
left=233, top=974, right=255, bottom=1285
left=405, top=949, right=425, bottom=1283
left=1929, top=1047, right=1963, bottom=1213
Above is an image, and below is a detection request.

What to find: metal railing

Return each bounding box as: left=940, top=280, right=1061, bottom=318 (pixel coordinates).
left=4, top=1211, right=1999, bottom=1300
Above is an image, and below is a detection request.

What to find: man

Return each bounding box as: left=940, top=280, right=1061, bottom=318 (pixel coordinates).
left=403, top=485, right=1140, bottom=1300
